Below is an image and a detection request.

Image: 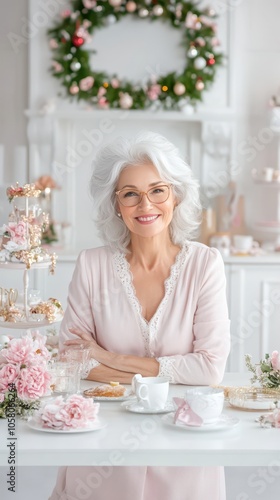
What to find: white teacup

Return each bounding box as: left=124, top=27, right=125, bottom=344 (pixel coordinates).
left=132, top=374, right=169, bottom=410
left=184, top=387, right=224, bottom=424
left=233, top=235, right=259, bottom=253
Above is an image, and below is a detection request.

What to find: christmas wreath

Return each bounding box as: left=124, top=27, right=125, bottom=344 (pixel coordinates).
left=48, top=0, right=223, bottom=110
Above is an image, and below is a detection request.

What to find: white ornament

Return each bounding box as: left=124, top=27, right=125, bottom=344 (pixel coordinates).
left=119, top=92, right=133, bottom=109
left=70, top=61, right=81, bottom=71
left=106, top=14, right=117, bottom=25
left=153, top=5, right=164, bottom=16
left=139, top=8, right=149, bottom=18
left=194, top=57, right=206, bottom=70
left=195, top=80, right=205, bottom=91
left=109, top=0, right=122, bottom=6
left=173, top=82, right=186, bottom=96
left=187, top=47, right=198, bottom=58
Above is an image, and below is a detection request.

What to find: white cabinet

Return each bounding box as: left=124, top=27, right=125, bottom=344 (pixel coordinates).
left=225, top=258, right=280, bottom=372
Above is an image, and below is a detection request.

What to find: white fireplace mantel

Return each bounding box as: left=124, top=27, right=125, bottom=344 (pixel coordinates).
left=24, top=107, right=236, bottom=249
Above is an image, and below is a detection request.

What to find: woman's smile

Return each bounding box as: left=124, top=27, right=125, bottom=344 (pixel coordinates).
left=135, top=214, right=161, bottom=224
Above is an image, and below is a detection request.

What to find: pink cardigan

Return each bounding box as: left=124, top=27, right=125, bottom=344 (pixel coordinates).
left=50, top=242, right=230, bottom=500
left=60, top=241, right=230, bottom=384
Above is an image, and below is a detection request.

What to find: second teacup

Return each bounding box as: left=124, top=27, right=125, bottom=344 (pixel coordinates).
left=184, top=386, right=224, bottom=424
left=132, top=374, right=169, bottom=410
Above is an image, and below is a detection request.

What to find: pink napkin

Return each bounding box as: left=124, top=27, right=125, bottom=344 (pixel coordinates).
left=173, top=397, right=203, bottom=427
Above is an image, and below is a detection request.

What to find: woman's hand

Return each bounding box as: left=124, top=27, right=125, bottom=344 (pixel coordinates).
left=64, top=327, right=159, bottom=376
left=63, top=327, right=108, bottom=363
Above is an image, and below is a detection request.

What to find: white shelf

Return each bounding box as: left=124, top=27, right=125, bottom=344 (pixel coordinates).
left=0, top=260, right=51, bottom=270
left=255, top=223, right=280, bottom=232
left=253, top=180, right=280, bottom=187
left=0, top=314, right=63, bottom=330
left=25, top=107, right=236, bottom=123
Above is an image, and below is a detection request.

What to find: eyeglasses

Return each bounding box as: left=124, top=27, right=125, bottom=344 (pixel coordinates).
left=115, top=185, right=171, bottom=207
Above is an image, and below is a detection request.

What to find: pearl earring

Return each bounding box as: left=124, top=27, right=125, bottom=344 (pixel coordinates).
left=117, top=213, right=121, bottom=217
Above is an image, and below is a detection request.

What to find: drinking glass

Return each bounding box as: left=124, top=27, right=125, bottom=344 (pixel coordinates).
left=63, top=346, right=91, bottom=392
left=49, top=361, right=80, bottom=395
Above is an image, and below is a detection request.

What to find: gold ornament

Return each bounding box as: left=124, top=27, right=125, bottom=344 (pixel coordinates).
left=6, top=183, right=41, bottom=202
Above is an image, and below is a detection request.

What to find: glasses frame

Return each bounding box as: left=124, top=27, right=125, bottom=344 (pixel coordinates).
left=115, top=184, right=171, bottom=207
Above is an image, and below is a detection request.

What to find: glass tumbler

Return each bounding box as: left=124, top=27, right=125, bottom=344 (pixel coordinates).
left=63, top=346, right=91, bottom=391
left=49, top=361, right=80, bottom=395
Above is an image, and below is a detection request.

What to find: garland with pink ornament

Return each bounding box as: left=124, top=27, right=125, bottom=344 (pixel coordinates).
left=48, top=0, right=223, bottom=110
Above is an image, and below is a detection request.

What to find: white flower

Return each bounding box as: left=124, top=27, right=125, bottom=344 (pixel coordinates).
left=119, top=92, right=133, bottom=109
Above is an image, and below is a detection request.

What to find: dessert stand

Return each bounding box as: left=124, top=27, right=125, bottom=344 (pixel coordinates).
left=0, top=184, right=62, bottom=330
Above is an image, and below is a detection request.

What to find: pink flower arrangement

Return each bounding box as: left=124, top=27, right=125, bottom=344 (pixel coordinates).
left=271, top=351, right=280, bottom=371
left=0, top=332, right=52, bottom=418
left=34, top=394, right=100, bottom=430
left=245, top=351, right=280, bottom=389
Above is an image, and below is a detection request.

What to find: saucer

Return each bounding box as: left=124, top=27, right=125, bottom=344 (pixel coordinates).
left=162, top=413, right=240, bottom=431
left=122, top=401, right=174, bottom=414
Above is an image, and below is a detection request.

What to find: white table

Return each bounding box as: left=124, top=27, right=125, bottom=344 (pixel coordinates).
left=1, top=373, right=279, bottom=467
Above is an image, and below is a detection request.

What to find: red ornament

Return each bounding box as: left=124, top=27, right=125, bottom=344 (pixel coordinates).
left=207, top=58, right=216, bottom=66
left=72, top=34, right=85, bottom=48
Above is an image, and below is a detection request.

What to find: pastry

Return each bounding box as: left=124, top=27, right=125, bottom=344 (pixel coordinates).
left=83, top=381, right=126, bottom=398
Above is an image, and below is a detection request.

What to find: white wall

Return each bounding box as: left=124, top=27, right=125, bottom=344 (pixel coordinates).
left=1, top=1, right=280, bottom=246
left=0, top=0, right=28, bottom=183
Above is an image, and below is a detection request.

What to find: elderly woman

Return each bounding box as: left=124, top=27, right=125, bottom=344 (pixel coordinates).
left=50, top=132, right=230, bottom=500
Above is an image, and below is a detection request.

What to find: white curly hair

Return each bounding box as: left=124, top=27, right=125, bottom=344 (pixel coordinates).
left=90, top=131, right=202, bottom=253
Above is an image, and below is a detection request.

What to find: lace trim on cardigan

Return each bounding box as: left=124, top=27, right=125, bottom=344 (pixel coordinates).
left=82, top=358, right=100, bottom=379
left=113, top=242, right=191, bottom=355
left=156, top=356, right=176, bottom=383
left=113, top=251, right=150, bottom=355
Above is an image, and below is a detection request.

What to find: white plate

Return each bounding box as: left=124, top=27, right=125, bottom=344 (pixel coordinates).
left=162, top=413, right=240, bottom=432
left=229, top=397, right=279, bottom=411
left=27, top=418, right=107, bottom=433
left=122, top=401, right=175, bottom=414
left=83, top=388, right=135, bottom=402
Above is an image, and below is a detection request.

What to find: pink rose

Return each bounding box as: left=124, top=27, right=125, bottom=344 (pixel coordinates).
left=5, top=221, right=27, bottom=246
left=83, top=0, right=96, bottom=9
left=273, top=409, right=280, bottom=428
left=79, top=76, right=94, bottom=91
left=147, top=84, right=161, bottom=101
left=61, top=9, right=71, bottom=18
left=30, top=332, right=51, bottom=363
left=49, top=38, right=58, bottom=49
left=0, top=364, right=19, bottom=392
left=1, top=337, right=34, bottom=365
left=52, top=61, right=63, bottom=73
left=36, top=396, right=66, bottom=429
left=271, top=351, right=280, bottom=371
left=98, top=97, right=109, bottom=109
left=111, top=78, right=119, bottom=89
left=59, top=394, right=99, bottom=428
left=38, top=395, right=99, bottom=430
left=16, top=365, right=51, bottom=401
left=97, top=87, right=107, bottom=97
